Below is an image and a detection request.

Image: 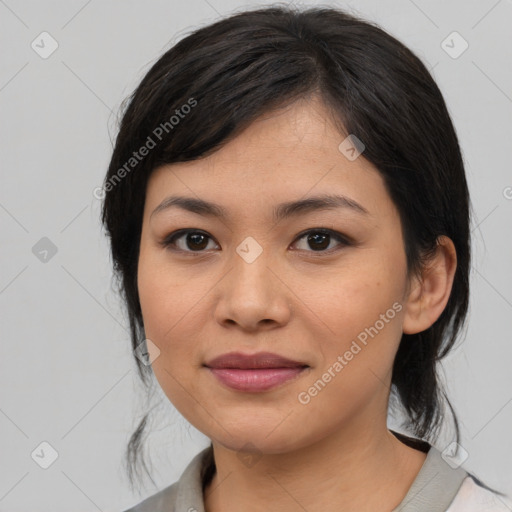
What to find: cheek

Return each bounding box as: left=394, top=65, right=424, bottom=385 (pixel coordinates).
left=137, top=248, right=194, bottom=372
left=137, top=252, right=204, bottom=415
left=136, top=244, right=222, bottom=392
left=296, top=277, right=405, bottom=428
left=306, top=249, right=407, bottom=390
left=314, top=255, right=405, bottom=339
left=137, top=243, right=202, bottom=339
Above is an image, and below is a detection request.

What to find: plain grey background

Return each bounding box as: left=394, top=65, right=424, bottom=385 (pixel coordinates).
left=1, top=0, right=511, bottom=510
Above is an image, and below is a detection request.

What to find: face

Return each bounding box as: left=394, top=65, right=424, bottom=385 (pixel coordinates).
left=137, top=96, right=411, bottom=454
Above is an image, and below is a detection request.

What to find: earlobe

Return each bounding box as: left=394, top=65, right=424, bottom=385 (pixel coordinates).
left=402, top=236, right=457, bottom=335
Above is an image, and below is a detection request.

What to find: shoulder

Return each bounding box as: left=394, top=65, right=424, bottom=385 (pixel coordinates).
left=447, top=475, right=512, bottom=512
left=122, top=447, right=211, bottom=512
left=122, top=481, right=179, bottom=512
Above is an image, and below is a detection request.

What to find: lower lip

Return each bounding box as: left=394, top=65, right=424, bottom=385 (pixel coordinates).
left=207, top=367, right=307, bottom=392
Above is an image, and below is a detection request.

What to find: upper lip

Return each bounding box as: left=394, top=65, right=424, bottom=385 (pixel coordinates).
left=204, top=351, right=308, bottom=369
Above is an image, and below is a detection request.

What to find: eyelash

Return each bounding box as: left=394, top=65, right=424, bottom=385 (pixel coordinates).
left=160, top=228, right=352, bottom=257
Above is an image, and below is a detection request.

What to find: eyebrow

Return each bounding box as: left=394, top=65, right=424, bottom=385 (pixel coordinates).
left=150, top=193, right=369, bottom=223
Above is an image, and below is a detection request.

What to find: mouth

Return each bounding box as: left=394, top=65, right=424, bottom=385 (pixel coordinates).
left=203, top=351, right=310, bottom=392
left=206, top=367, right=309, bottom=392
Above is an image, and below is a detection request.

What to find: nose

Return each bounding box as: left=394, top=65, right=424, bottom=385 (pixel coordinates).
left=213, top=245, right=292, bottom=332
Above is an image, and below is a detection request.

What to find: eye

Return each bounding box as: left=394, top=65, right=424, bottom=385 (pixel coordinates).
left=160, top=228, right=351, bottom=255
left=161, top=229, right=219, bottom=253
left=291, top=229, right=351, bottom=254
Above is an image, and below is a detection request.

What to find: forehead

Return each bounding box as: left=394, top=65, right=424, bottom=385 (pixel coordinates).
left=144, top=98, right=392, bottom=221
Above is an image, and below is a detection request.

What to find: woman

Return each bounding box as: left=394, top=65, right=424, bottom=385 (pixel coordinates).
left=100, top=5, right=510, bottom=511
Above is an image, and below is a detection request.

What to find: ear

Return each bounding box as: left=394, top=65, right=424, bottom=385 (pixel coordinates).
left=402, top=236, right=457, bottom=335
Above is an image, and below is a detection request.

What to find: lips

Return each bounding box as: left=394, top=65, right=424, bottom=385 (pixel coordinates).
left=204, top=351, right=309, bottom=392
left=204, top=351, right=307, bottom=369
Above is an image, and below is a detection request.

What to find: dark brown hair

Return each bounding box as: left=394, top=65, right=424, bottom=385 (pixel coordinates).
left=102, top=4, right=473, bottom=491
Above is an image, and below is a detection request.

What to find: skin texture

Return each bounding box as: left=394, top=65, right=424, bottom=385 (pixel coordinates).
left=137, top=95, right=457, bottom=512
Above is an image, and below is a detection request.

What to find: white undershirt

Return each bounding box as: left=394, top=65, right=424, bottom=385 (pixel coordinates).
left=447, top=477, right=512, bottom=511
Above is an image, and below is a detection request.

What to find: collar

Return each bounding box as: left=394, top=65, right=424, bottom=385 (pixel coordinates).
left=133, top=439, right=468, bottom=511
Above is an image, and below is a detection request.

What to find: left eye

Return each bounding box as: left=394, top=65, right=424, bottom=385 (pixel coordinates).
left=292, top=229, right=350, bottom=253
left=161, top=228, right=350, bottom=254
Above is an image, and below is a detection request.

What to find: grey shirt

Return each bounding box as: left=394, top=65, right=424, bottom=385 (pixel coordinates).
left=123, top=442, right=471, bottom=512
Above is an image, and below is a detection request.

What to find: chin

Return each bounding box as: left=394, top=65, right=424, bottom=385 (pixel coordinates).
left=209, top=425, right=305, bottom=456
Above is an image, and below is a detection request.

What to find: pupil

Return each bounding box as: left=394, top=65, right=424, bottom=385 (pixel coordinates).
left=308, top=233, right=329, bottom=251
left=188, top=233, right=208, bottom=250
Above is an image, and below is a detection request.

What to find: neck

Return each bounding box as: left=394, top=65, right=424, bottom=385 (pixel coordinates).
left=204, top=424, right=428, bottom=512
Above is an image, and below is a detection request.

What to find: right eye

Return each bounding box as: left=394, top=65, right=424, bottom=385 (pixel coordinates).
left=161, top=229, right=220, bottom=254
